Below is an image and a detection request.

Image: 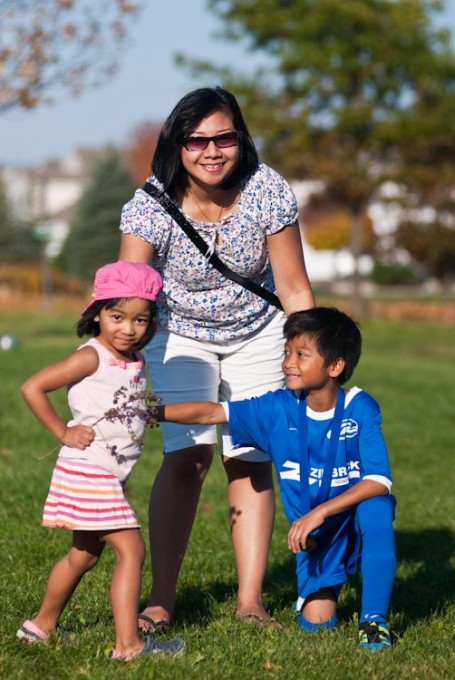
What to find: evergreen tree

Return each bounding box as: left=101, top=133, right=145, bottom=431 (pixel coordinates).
left=0, top=176, right=40, bottom=262
left=59, top=148, right=136, bottom=282
left=0, top=176, right=10, bottom=249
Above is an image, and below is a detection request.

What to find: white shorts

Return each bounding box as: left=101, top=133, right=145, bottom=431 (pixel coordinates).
left=145, top=312, right=286, bottom=462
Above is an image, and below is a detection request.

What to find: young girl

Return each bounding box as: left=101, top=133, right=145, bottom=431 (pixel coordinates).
left=16, top=261, right=185, bottom=661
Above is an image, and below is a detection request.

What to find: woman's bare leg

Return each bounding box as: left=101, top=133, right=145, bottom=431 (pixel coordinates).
left=139, top=444, right=213, bottom=628
left=224, top=458, right=275, bottom=620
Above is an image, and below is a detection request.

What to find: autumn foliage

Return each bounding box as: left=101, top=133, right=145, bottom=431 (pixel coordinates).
left=123, top=121, right=162, bottom=185
left=302, top=201, right=375, bottom=254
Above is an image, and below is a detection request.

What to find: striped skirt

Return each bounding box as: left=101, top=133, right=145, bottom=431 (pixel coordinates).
left=42, top=458, right=140, bottom=531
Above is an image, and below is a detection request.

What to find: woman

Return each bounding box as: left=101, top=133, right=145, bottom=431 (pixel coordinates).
left=119, top=86, right=315, bottom=630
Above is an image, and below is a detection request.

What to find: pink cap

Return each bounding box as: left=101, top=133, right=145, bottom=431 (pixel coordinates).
left=83, top=261, right=163, bottom=312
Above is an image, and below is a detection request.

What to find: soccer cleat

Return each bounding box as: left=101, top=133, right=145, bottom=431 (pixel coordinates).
left=358, top=622, right=391, bottom=651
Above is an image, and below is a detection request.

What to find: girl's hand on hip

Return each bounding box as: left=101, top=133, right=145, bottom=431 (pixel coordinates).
left=62, top=424, right=95, bottom=449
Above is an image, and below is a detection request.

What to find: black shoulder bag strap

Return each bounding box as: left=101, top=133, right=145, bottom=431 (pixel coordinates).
left=141, top=181, right=283, bottom=311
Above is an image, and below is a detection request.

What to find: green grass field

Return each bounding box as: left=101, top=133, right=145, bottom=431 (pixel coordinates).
left=0, top=310, right=454, bottom=679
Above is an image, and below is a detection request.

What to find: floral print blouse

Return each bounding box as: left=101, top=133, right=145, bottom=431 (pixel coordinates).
left=119, top=163, right=298, bottom=343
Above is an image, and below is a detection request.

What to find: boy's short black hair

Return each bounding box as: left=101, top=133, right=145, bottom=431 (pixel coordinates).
left=76, top=298, right=157, bottom=351
left=283, top=307, right=362, bottom=385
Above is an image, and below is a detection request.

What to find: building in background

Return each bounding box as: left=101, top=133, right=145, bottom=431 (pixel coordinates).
left=2, top=148, right=425, bottom=286
left=0, top=148, right=105, bottom=257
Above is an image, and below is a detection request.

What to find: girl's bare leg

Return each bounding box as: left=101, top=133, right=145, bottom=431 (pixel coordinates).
left=29, top=531, right=104, bottom=633
left=103, top=528, right=146, bottom=657
left=224, top=458, right=275, bottom=620
left=139, top=445, right=213, bottom=627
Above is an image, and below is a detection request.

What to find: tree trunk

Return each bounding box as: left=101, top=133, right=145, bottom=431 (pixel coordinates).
left=350, top=210, right=366, bottom=318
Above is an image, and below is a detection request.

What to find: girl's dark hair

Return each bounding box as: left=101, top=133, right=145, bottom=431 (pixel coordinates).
left=76, top=298, right=157, bottom=351
left=152, top=86, right=259, bottom=196
left=283, top=307, right=362, bottom=385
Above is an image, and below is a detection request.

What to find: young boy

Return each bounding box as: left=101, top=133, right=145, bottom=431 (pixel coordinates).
left=151, top=307, right=396, bottom=651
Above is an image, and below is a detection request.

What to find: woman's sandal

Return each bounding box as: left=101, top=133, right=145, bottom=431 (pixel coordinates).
left=137, top=613, right=171, bottom=634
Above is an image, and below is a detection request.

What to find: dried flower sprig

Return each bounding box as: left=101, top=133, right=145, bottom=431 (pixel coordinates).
left=101, top=386, right=161, bottom=464
left=38, top=387, right=161, bottom=461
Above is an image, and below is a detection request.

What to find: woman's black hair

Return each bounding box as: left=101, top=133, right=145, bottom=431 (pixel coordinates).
left=283, top=307, right=362, bottom=385
left=76, top=298, right=157, bottom=352
left=152, top=86, right=259, bottom=196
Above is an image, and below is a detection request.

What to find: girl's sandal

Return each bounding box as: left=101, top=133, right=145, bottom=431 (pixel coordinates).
left=16, top=620, right=50, bottom=644
left=111, top=636, right=185, bottom=660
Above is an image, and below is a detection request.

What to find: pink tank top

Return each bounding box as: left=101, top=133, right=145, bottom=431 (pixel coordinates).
left=58, top=338, right=148, bottom=482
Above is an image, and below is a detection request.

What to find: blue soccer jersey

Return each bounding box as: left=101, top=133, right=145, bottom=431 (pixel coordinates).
left=225, top=386, right=393, bottom=601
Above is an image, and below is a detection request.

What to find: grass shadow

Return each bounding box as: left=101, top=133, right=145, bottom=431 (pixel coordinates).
left=139, top=580, right=238, bottom=629
left=160, top=526, right=455, bottom=632
left=392, top=527, right=455, bottom=632
left=324, top=526, right=455, bottom=633
left=155, top=555, right=297, bottom=628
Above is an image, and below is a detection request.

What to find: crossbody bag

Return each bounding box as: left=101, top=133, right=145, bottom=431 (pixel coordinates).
left=141, top=181, right=283, bottom=311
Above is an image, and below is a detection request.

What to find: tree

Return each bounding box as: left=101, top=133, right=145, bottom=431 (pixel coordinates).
left=0, top=0, right=142, bottom=113
left=181, top=0, right=455, bottom=306
left=396, top=220, right=455, bottom=283
left=0, top=175, right=10, bottom=235
left=386, top=55, right=455, bottom=284
left=303, top=200, right=375, bottom=253
left=123, top=121, right=162, bottom=185
left=58, top=147, right=136, bottom=282
left=0, top=176, right=40, bottom=262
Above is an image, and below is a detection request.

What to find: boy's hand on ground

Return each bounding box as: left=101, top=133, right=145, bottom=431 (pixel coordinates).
left=61, top=425, right=95, bottom=449
left=288, top=507, right=325, bottom=553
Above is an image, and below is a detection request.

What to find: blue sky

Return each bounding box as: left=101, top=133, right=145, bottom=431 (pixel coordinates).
left=1, top=0, right=454, bottom=166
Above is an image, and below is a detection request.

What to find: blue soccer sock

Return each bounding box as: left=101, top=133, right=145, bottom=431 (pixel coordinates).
left=359, top=550, right=395, bottom=624
left=298, top=613, right=338, bottom=632
left=357, top=496, right=396, bottom=625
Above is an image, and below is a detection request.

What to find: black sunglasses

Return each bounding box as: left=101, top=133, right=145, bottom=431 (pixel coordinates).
left=182, top=131, right=238, bottom=152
